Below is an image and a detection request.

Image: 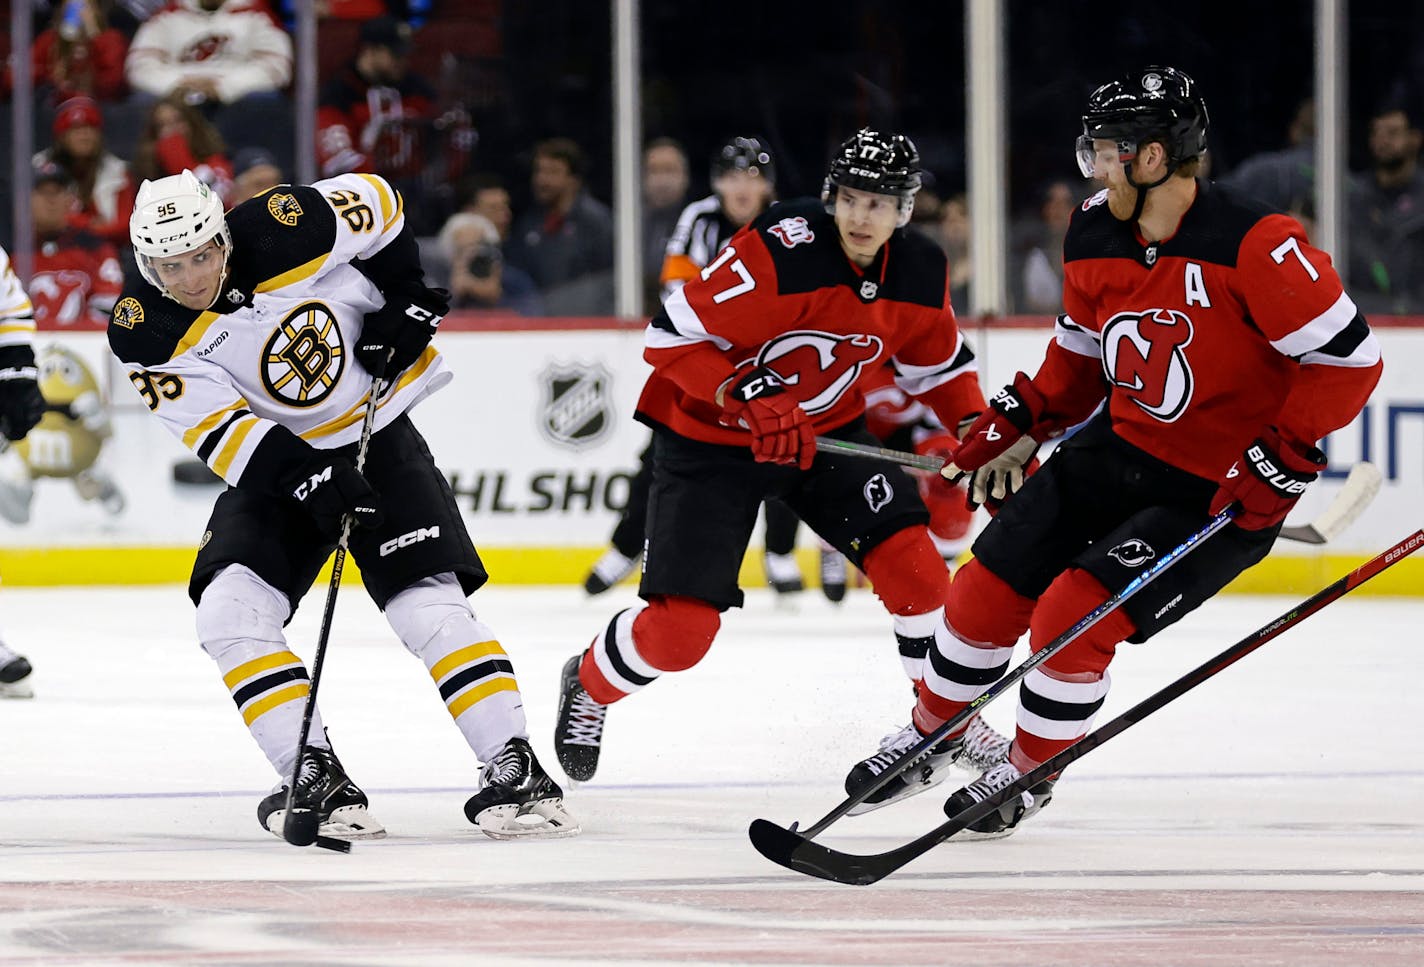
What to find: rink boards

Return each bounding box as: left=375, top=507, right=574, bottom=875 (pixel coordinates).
left=0, top=316, right=1418, bottom=594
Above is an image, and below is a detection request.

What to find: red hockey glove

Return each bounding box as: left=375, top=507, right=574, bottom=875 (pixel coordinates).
left=1209, top=429, right=1327, bottom=530
left=942, top=373, right=1045, bottom=508
left=719, top=366, right=815, bottom=470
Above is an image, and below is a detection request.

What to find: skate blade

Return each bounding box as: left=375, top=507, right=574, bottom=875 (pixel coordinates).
left=265, top=805, right=387, bottom=841
left=0, top=681, right=34, bottom=699
left=476, top=798, right=582, bottom=840
left=845, top=770, right=950, bottom=816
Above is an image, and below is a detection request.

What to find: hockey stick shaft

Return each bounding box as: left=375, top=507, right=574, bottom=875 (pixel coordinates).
left=793, top=507, right=1235, bottom=840
left=751, top=525, right=1424, bottom=884
left=819, top=435, right=1377, bottom=547
left=282, top=357, right=389, bottom=851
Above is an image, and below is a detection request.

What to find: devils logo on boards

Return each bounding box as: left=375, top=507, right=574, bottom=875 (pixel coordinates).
left=1100, top=308, right=1195, bottom=422
left=735, top=330, right=884, bottom=415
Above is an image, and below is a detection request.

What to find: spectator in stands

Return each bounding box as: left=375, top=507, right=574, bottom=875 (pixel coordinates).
left=939, top=193, right=973, bottom=311
left=29, top=160, right=124, bottom=328
left=457, top=172, right=515, bottom=243
left=642, top=137, right=690, bottom=312
left=1013, top=179, right=1078, bottom=314
left=438, top=212, right=543, bottom=316
left=124, top=0, right=293, bottom=112
left=505, top=137, right=615, bottom=315
left=228, top=146, right=284, bottom=206
left=131, top=94, right=235, bottom=207
left=35, top=96, right=134, bottom=249
left=1220, top=97, right=1316, bottom=229
left=24, top=0, right=129, bottom=105
left=316, top=15, right=439, bottom=230
left=1347, top=102, right=1424, bottom=315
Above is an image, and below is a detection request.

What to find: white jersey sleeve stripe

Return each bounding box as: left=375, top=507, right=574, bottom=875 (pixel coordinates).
left=893, top=331, right=976, bottom=396
left=1269, top=291, right=1357, bottom=358
left=646, top=285, right=733, bottom=351
left=1054, top=313, right=1101, bottom=358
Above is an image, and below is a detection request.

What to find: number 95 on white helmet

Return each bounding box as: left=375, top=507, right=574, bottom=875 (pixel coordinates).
left=129, top=169, right=232, bottom=309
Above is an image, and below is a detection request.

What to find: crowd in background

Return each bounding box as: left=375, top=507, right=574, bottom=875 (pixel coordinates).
left=3, top=0, right=1424, bottom=324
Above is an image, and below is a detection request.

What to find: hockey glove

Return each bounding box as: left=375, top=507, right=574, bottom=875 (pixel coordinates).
left=0, top=346, right=45, bottom=442
left=1209, top=428, right=1326, bottom=530
left=942, top=372, right=1045, bottom=508
left=356, top=285, right=450, bottom=377
left=718, top=365, right=815, bottom=471
left=288, top=454, right=384, bottom=540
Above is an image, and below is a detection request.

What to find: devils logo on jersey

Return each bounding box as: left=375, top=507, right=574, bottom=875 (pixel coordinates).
left=747, top=330, right=884, bottom=415
left=261, top=302, right=345, bottom=407
left=1100, top=308, right=1195, bottom=422
left=863, top=473, right=893, bottom=512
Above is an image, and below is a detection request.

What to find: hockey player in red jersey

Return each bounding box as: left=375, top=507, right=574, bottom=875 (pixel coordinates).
left=857, top=66, right=1384, bottom=836
left=554, top=129, right=1030, bottom=784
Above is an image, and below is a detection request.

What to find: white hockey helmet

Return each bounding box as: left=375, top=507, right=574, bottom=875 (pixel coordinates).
left=129, top=169, right=232, bottom=305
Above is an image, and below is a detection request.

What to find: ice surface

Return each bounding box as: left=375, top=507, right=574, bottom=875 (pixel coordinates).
left=2, top=583, right=1421, bottom=965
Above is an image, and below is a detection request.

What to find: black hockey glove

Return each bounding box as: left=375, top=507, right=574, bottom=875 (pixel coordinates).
left=356, top=285, right=450, bottom=377
left=287, top=453, right=384, bottom=540
left=0, top=345, right=45, bottom=442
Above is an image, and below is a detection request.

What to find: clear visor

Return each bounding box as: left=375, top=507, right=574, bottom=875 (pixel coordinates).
left=1075, top=135, right=1136, bottom=178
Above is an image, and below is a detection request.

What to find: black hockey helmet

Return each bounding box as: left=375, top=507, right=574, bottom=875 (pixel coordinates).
left=1076, top=66, right=1209, bottom=177
left=822, top=128, right=922, bottom=226
left=712, top=136, right=775, bottom=185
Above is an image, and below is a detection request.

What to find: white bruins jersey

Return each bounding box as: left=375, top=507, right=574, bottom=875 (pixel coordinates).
left=108, top=173, right=451, bottom=490
left=0, top=245, right=37, bottom=352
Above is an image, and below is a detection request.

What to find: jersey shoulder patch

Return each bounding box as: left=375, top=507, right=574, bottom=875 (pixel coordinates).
left=751, top=198, right=844, bottom=294
left=1063, top=190, right=1137, bottom=264
left=226, top=184, right=338, bottom=288
left=107, top=282, right=204, bottom=368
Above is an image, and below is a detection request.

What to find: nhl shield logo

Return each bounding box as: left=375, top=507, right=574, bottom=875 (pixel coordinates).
left=539, top=362, right=614, bottom=449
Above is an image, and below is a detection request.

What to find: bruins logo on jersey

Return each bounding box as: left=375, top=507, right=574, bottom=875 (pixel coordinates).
left=111, top=297, right=144, bottom=330
left=261, top=302, right=345, bottom=407
left=267, top=192, right=304, bottom=227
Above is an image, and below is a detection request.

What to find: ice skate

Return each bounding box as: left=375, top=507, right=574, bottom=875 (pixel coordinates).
left=553, top=654, right=607, bottom=782
left=464, top=737, right=580, bottom=839
left=844, top=715, right=1010, bottom=815
left=819, top=546, right=847, bottom=603
left=257, top=745, right=385, bottom=841
left=942, top=758, right=1056, bottom=840
left=764, top=551, right=804, bottom=599
left=584, top=547, right=639, bottom=595
left=0, top=642, right=34, bottom=699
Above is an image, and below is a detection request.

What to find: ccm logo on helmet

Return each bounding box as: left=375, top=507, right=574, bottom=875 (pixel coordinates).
left=158, top=233, right=191, bottom=243
left=380, top=526, right=440, bottom=556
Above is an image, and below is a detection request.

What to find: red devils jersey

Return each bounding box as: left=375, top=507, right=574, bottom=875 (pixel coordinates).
left=1041, top=181, right=1382, bottom=481
left=30, top=229, right=124, bottom=331
left=638, top=199, right=984, bottom=446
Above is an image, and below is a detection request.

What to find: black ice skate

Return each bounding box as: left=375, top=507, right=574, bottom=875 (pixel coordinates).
left=844, top=715, right=1010, bottom=816
left=584, top=548, right=639, bottom=595
left=942, top=759, right=1057, bottom=840
left=819, top=547, right=847, bottom=603
left=0, top=643, right=33, bottom=699
left=553, top=654, right=607, bottom=782
left=464, top=737, right=580, bottom=839
left=256, top=745, right=385, bottom=841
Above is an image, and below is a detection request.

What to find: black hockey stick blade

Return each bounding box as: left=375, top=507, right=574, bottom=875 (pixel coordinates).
left=750, top=525, right=1424, bottom=885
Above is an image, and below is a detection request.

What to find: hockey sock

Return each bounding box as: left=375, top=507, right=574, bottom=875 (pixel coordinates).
left=862, top=526, right=953, bottom=682
left=1014, top=568, right=1134, bottom=767
left=914, top=558, right=1034, bottom=732
left=581, top=596, right=721, bottom=705
left=196, top=565, right=327, bottom=778
left=385, top=574, right=527, bottom=762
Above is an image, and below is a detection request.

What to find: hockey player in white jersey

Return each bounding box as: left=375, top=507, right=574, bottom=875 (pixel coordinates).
left=110, top=170, right=577, bottom=841
left=0, top=244, right=49, bottom=698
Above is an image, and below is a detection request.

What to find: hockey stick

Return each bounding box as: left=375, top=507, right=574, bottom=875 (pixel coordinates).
left=281, top=356, right=390, bottom=853
left=750, top=525, right=1424, bottom=885
left=817, top=435, right=1379, bottom=546
left=1277, top=461, right=1382, bottom=544
left=774, top=508, right=1235, bottom=844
